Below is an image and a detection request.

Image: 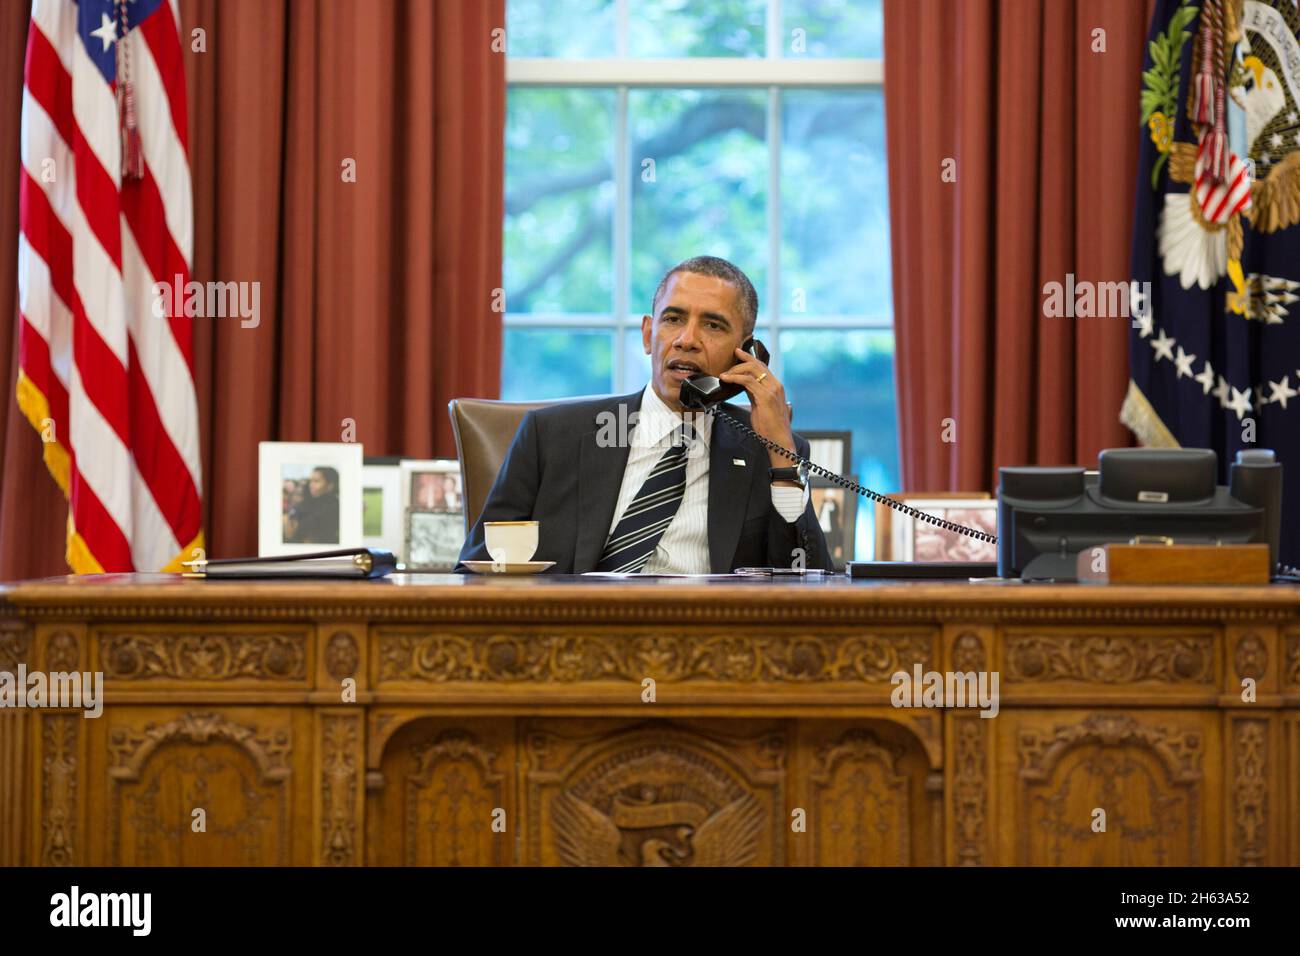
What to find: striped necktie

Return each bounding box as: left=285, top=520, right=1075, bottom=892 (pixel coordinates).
left=596, top=422, right=695, bottom=573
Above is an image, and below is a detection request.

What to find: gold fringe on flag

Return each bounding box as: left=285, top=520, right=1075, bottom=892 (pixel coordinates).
left=1120, top=380, right=1182, bottom=448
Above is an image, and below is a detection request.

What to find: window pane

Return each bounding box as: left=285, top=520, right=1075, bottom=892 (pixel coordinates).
left=507, top=0, right=615, bottom=58
left=779, top=329, right=899, bottom=560
left=505, top=89, right=616, bottom=314
left=783, top=0, right=883, bottom=58
left=622, top=325, right=652, bottom=392
left=629, top=0, right=767, bottom=58
left=629, top=88, right=768, bottom=319
left=781, top=88, right=890, bottom=318
left=500, top=329, right=614, bottom=400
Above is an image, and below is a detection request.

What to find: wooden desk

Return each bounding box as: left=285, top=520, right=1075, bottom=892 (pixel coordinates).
left=1, top=574, right=1297, bottom=866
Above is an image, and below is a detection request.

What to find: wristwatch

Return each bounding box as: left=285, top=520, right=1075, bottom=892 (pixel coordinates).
left=768, top=463, right=809, bottom=488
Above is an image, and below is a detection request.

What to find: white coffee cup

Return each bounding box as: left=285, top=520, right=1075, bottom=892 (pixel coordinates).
left=484, top=521, right=539, bottom=565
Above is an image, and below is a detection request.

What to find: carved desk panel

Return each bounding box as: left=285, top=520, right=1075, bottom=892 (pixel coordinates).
left=1, top=574, right=1296, bottom=866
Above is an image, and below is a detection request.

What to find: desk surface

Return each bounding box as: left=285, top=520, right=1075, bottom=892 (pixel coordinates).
left=2, top=572, right=1299, bottom=623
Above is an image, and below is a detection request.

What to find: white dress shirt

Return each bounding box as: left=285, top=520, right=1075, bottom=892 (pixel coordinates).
left=604, top=384, right=809, bottom=573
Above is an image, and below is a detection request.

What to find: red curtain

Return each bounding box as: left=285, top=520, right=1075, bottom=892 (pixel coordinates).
left=0, top=0, right=505, bottom=580
left=884, top=0, right=1155, bottom=493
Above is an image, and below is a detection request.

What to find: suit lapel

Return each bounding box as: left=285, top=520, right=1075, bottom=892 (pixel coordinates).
left=574, top=390, right=645, bottom=572
left=707, top=404, right=762, bottom=572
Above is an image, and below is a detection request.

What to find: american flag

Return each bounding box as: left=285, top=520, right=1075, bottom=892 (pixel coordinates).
left=17, top=0, right=203, bottom=572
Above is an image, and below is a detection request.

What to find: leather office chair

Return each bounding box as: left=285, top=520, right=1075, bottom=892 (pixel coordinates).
left=448, top=395, right=607, bottom=532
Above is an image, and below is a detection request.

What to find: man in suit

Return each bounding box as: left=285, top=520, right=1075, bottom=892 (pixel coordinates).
left=457, top=255, right=834, bottom=573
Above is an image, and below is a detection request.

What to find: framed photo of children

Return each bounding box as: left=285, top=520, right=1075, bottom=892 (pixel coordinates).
left=258, top=442, right=364, bottom=557
left=399, top=459, right=464, bottom=570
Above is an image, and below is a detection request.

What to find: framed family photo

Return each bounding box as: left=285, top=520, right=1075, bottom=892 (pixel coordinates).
left=258, top=442, right=364, bottom=557
left=399, top=458, right=464, bottom=570
left=886, top=497, right=997, bottom=563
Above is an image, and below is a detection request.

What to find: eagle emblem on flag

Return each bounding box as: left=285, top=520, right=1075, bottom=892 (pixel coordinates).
left=1125, top=0, right=1300, bottom=566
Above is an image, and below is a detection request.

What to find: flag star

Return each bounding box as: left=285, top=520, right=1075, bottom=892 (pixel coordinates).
left=1271, top=132, right=1284, bottom=149
left=1227, top=386, right=1253, bottom=420
left=90, top=12, right=117, bottom=51
left=1214, top=375, right=1231, bottom=406
left=1194, top=361, right=1216, bottom=394
left=1268, top=375, right=1298, bottom=409
left=1149, top=329, right=1176, bottom=362
left=1173, top=346, right=1196, bottom=378
left=1133, top=311, right=1154, bottom=338
left=1289, top=111, right=1299, bottom=124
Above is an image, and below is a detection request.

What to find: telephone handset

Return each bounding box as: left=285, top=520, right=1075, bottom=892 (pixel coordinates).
left=677, top=338, right=998, bottom=545
left=677, top=336, right=771, bottom=407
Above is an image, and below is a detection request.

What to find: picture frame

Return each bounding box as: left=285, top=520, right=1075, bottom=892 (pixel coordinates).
left=405, top=510, right=466, bottom=571
left=800, top=430, right=853, bottom=479
left=398, top=459, right=463, bottom=514
left=258, top=442, right=364, bottom=557
left=887, top=497, right=998, bottom=563
left=361, top=459, right=404, bottom=557
left=398, top=458, right=464, bottom=568
left=811, top=480, right=858, bottom=569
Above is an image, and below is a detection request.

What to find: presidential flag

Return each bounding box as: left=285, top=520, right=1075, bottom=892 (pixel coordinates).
left=17, top=0, right=203, bottom=572
left=1124, top=0, right=1300, bottom=566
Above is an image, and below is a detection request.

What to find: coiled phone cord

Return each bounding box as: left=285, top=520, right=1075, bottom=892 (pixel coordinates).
left=708, top=406, right=1000, bottom=546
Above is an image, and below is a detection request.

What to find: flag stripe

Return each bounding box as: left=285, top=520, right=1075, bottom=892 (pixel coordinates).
left=137, top=0, right=189, bottom=155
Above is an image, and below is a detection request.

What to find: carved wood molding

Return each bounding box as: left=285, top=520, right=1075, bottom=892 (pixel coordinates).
left=1018, top=714, right=1203, bottom=783
left=0, top=629, right=30, bottom=672
left=1232, top=719, right=1268, bottom=866
left=810, top=728, right=910, bottom=865
left=552, top=740, right=765, bottom=867
left=99, top=632, right=307, bottom=681
left=377, top=631, right=933, bottom=684
left=8, top=590, right=1300, bottom=625
left=324, top=632, right=360, bottom=681
left=952, top=718, right=987, bottom=866
left=320, top=714, right=360, bottom=866
left=108, top=712, right=292, bottom=783
left=41, top=714, right=77, bottom=866
left=1004, top=634, right=1215, bottom=684
left=404, top=729, right=505, bottom=867
left=46, top=632, right=78, bottom=672
left=1285, top=634, right=1300, bottom=688
left=951, top=632, right=987, bottom=672
left=1233, top=634, right=1268, bottom=683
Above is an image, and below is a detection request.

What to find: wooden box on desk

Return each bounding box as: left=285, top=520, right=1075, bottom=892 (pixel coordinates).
left=1090, top=542, right=1271, bottom=585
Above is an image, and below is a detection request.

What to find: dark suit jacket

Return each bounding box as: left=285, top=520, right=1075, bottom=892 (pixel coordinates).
left=457, top=389, right=834, bottom=573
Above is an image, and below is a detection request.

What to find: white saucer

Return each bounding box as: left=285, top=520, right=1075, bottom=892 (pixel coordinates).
left=463, top=560, right=555, bottom=575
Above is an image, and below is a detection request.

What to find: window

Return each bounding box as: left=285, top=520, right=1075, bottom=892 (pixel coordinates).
left=503, top=0, right=894, bottom=559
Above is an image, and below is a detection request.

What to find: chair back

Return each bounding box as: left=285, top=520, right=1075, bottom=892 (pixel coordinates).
left=448, top=395, right=606, bottom=531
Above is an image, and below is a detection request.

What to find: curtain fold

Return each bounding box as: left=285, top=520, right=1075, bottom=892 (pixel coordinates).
left=0, top=0, right=505, bottom=579
left=884, top=0, right=1154, bottom=493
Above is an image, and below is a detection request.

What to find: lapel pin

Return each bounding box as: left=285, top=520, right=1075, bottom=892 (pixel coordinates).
left=733, top=458, right=746, bottom=466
